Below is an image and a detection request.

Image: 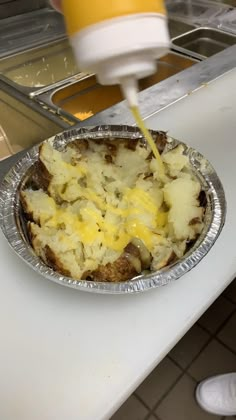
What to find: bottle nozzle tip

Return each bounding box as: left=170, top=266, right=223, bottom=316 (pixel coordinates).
left=120, top=77, right=139, bottom=108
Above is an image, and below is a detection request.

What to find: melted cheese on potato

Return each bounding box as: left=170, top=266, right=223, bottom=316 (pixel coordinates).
left=21, top=140, right=205, bottom=280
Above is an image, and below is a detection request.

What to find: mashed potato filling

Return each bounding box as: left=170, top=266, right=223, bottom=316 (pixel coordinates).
left=21, top=139, right=205, bottom=281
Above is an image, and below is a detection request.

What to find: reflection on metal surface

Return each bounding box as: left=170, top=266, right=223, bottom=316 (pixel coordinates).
left=166, top=0, right=228, bottom=25
left=167, top=0, right=208, bottom=19
left=172, top=27, right=236, bottom=59
left=49, top=53, right=198, bottom=121
left=0, top=8, right=65, bottom=57
left=0, top=90, right=62, bottom=160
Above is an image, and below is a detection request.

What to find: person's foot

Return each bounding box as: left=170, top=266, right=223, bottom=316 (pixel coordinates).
left=195, top=373, right=236, bottom=416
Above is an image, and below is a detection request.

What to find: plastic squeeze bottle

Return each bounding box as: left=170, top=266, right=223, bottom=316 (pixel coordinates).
left=62, top=0, right=170, bottom=108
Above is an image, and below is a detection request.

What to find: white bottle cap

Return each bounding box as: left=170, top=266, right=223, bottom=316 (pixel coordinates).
left=120, top=76, right=139, bottom=107
left=70, top=13, right=170, bottom=89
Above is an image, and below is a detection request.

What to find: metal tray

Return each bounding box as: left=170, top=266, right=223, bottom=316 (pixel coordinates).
left=0, top=89, right=62, bottom=161
left=172, top=27, right=236, bottom=59
left=33, top=52, right=199, bottom=123
left=0, top=125, right=226, bottom=294
left=0, top=37, right=91, bottom=97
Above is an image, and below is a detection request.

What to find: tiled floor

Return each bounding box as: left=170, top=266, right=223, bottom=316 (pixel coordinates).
left=111, top=278, right=236, bottom=420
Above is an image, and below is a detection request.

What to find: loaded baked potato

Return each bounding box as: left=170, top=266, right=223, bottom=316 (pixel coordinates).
left=20, top=133, right=205, bottom=282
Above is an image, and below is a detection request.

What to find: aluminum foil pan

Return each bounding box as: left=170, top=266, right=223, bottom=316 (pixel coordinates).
left=0, top=125, right=226, bottom=294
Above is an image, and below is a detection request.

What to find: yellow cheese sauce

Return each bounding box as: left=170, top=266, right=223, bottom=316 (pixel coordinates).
left=43, top=185, right=164, bottom=252
left=40, top=104, right=166, bottom=251
left=130, top=106, right=164, bottom=174
left=40, top=96, right=166, bottom=254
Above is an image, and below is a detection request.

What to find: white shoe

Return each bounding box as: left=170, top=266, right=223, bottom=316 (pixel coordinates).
left=195, top=373, right=236, bottom=416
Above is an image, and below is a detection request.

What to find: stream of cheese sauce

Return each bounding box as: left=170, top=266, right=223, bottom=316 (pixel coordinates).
left=130, top=105, right=164, bottom=174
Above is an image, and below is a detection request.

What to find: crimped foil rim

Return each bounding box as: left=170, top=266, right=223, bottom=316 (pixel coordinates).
left=0, top=125, right=226, bottom=294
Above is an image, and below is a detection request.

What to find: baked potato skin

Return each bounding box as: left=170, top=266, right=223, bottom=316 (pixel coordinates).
left=44, top=245, right=72, bottom=278
left=88, top=255, right=138, bottom=282
left=20, top=192, right=34, bottom=222
left=28, top=240, right=140, bottom=283
left=28, top=223, right=73, bottom=278
left=28, top=235, right=143, bottom=282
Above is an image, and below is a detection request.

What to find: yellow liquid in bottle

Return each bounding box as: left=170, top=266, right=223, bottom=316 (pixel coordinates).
left=131, top=106, right=164, bottom=174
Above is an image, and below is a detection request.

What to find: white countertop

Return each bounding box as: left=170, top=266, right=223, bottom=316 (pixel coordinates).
left=0, top=69, right=236, bottom=420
